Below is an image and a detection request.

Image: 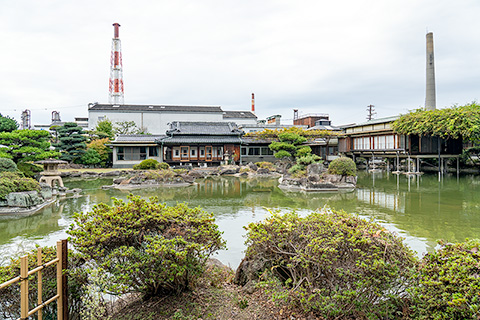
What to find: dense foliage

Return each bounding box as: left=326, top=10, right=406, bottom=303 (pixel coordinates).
left=244, top=210, right=417, bottom=319
left=0, top=246, right=88, bottom=320
left=17, top=162, right=43, bottom=178
left=244, top=127, right=336, bottom=140
left=269, top=132, right=307, bottom=160
left=0, top=113, right=18, bottom=132
left=327, top=156, right=356, bottom=177
left=133, top=158, right=160, bottom=170
left=68, top=195, right=226, bottom=298
left=0, top=158, right=17, bottom=172
left=410, top=239, right=480, bottom=319
left=54, top=122, right=87, bottom=163
left=392, top=103, right=480, bottom=142
left=92, top=118, right=115, bottom=140
left=0, top=129, right=59, bottom=163
left=0, top=172, right=40, bottom=200
left=158, top=162, right=170, bottom=170
left=80, top=149, right=102, bottom=166
left=85, top=138, right=111, bottom=167
left=114, top=120, right=148, bottom=135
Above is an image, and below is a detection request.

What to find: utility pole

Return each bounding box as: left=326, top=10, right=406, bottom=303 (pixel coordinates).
left=366, top=104, right=376, bottom=121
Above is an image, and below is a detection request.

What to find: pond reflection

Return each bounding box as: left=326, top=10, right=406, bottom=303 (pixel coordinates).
left=1, top=173, right=480, bottom=267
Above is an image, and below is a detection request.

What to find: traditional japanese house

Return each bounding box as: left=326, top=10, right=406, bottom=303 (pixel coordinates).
left=157, top=122, right=243, bottom=165
left=110, top=134, right=165, bottom=168
left=338, top=116, right=463, bottom=172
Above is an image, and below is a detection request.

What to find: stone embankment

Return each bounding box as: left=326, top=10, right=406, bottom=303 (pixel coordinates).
left=0, top=183, right=81, bottom=215
left=278, top=163, right=357, bottom=192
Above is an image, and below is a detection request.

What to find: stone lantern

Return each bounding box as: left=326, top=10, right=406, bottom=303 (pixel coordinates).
left=35, top=159, right=68, bottom=188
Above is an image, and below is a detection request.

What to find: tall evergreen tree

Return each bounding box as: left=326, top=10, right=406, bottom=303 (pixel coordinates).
left=0, top=114, right=19, bottom=132
left=0, top=130, right=59, bottom=162
left=54, top=122, right=87, bottom=163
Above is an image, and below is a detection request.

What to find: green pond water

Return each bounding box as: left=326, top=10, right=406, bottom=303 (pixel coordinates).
left=1, top=172, right=480, bottom=268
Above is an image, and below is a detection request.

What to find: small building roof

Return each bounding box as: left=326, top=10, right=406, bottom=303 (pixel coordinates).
left=113, top=134, right=166, bottom=143
left=222, top=111, right=257, bottom=119
left=166, top=122, right=243, bottom=136
left=159, top=136, right=243, bottom=145
left=342, top=115, right=400, bottom=129
left=88, top=103, right=222, bottom=113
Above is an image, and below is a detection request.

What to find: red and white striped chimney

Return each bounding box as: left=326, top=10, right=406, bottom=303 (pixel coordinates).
left=251, top=93, right=255, bottom=113
left=109, top=23, right=124, bottom=104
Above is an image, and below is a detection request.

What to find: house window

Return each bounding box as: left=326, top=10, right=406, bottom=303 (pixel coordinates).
left=117, top=147, right=124, bottom=160
left=149, top=146, right=158, bottom=157
left=241, top=147, right=247, bottom=156
left=261, top=147, right=273, bottom=155
left=248, top=147, right=260, bottom=155
left=181, top=146, right=189, bottom=159
left=140, top=147, right=147, bottom=160
left=174, top=149, right=180, bottom=157
left=191, top=148, right=197, bottom=157
left=117, top=146, right=147, bottom=161
left=200, top=148, right=205, bottom=156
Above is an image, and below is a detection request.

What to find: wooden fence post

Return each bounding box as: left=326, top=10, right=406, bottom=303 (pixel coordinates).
left=62, top=239, right=68, bottom=320
left=37, top=247, right=43, bottom=320
left=20, top=255, right=28, bottom=320
left=56, top=240, right=63, bottom=320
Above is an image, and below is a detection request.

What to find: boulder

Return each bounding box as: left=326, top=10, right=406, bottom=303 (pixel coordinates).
left=307, top=162, right=325, bottom=176
left=248, top=162, right=258, bottom=171
left=234, top=255, right=268, bottom=286
left=256, top=168, right=270, bottom=175
left=39, top=183, right=53, bottom=199
left=113, top=178, right=125, bottom=184
left=218, top=166, right=239, bottom=175
left=6, top=191, right=43, bottom=208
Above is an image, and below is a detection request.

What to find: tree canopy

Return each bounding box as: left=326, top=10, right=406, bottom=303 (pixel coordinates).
left=0, top=129, right=59, bottom=162
left=92, top=118, right=115, bottom=140
left=244, top=126, right=335, bottom=140
left=54, top=122, right=87, bottom=163
left=0, top=114, right=18, bottom=133
left=392, top=103, right=480, bottom=142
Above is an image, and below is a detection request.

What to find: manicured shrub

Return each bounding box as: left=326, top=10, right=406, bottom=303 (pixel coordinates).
left=0, top=158, right=17, bottom=172
left=144, top=169, right=175, bottom=182
left=242, top=209, right=417, bottom=319
left=133, top=158, right=159, bottom=170
left=0, top=172, right=39, bottom=200
left=17, top=162, right=43, bottom=178
left=327, top=156, right=356, bottom=176
left=410, top=239, right=480, bottom=319
left=158, top=162, right=170, bottom=170
left=68, top=195, right=226, bottom=298
left=287, top=164, right=304, bottom=175
left=0, top=246, right=88, bottom=319
left=296, top=153, right=321, bottom=166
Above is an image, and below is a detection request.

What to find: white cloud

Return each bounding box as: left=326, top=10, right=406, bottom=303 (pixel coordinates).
left=1, top=0, right=479, bottom=126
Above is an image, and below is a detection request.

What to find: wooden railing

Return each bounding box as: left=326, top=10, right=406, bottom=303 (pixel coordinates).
left=0, top=240, right=68, bottom=320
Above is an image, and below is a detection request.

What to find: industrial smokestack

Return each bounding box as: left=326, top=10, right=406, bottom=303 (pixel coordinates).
left=251, top=93, right=255, bottom=113
left=425, top=32, right=436, bottom=110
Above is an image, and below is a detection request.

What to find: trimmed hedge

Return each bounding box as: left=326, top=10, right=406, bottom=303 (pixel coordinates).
left=133, top=158, right=159, bottom=170
left=327, top=156, right=356, bottom=176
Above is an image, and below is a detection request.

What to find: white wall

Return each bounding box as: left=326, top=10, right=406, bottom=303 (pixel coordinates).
left=89, top=110, right=223, bottom=134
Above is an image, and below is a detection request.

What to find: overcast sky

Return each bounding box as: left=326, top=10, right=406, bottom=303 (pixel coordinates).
left=1, top=0, right=479, bottom=127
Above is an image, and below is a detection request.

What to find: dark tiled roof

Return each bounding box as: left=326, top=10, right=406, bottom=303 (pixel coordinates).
left=88, top=104, right=222, bottom=113
left=160, top=136, right=243, bottom=144
left=114, top=134, right=166, bottom=143
left=167, top=122, right=243, bottom=136
left=222, top=111, right=257, bottom=119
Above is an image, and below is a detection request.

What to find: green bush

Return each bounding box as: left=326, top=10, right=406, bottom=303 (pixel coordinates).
left=243, top=210, right=417, bottom=319
left=288, top=164, right=304, bottom=175
left=327, top=156, right=356, bottom=176
left=68, top=195, right=226, bottom=298
left=0, top=172, right=40, bottom=200
left=17, top=162, right=43, bottom=178
left=296, top=153, right=321, bottom=166
left=0, top=158, right=17, bottom=172
left=133, top=158, right=159, bottom=170
left=158, top=162, right=170, bottom=170
left=410, top=239, right=480, bottom=319
left=0, top=246, right=88, bottom=319
left=255, top=161, right=275, bottom=170
left=173, top=168, right=188, bottom=175
left=144, top=169, right=175, bottom=182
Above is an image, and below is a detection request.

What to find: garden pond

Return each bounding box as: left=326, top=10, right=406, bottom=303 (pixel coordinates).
left=1, top=171, right=480, bottom=268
